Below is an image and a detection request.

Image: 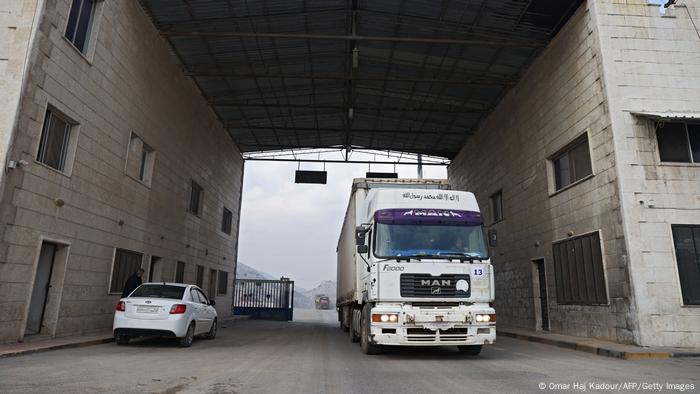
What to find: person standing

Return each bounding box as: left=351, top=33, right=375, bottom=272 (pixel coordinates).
left=122, top=268, right=145, bottom=297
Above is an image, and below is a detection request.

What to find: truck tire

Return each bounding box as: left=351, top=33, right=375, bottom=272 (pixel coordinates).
left=457, top=345, right=482, bottom=355
left=360, top=304, right=381, bottom=355
left=348, top=308, right=360, bottom=343
left=340, top=307, right=349, bottom=332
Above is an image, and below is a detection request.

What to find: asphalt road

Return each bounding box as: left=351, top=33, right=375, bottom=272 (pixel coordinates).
left=0, top=309, right=698, bottom=394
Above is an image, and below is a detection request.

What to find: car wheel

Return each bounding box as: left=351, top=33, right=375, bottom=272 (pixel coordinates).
left=179, top=322, right=195, bottom=347
left=457, top=345, right=483, bottom=355
left=360, top=304, right=381, bottom=355
left=115, top=335, right=130, bottom=345
left=206, top=319, right=217, bottom=339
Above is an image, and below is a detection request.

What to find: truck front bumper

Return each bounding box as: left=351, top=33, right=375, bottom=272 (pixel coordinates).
left=370, top=304, right=496, bottom=346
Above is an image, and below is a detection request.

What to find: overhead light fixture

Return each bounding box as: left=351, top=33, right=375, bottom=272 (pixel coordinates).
left=352, top=47, right=359, bottom=69
left=348, top=107, right=354, bottom=120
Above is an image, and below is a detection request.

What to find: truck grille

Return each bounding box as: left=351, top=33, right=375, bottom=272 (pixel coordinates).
left=406, top=327, right=470, bottom=342
left=400, top=274, right=471, bottom=298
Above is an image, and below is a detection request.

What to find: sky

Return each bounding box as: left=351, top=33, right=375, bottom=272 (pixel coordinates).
left=237, top=151, right=448, bottom=290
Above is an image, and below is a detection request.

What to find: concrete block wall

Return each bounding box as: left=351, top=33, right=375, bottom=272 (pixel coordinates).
left=593, top=0, right=700, bottom=347
left=0, top=0, right=243, bottom=343
left=448, top=3, right=638, bottom=343
left=0, top=1, right=42, bottom=191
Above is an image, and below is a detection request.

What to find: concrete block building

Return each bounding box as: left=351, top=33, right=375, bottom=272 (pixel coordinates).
left=0, top=0, right=243, bottom=343
left=449, top=0, right=700, bottom=347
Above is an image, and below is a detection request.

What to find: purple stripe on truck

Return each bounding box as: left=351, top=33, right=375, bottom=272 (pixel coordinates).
left=374, top=209, right=483, bottom=225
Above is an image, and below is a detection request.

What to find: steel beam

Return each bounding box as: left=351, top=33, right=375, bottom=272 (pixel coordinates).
left=227, top=126, right=469, bottom=136
left=212, top=102, right=489, bottom=113
left=242, top=157, right=448, bottom=165
left=161, top=31, right=541, bottom=47
left=188, top=73, right=515, bottom=86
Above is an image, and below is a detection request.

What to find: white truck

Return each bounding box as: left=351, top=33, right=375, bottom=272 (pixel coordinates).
left=337, top=178, right=495, bottom=355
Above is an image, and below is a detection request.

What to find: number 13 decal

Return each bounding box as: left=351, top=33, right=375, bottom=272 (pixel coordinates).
left=471, top=267, right=485, bottom=277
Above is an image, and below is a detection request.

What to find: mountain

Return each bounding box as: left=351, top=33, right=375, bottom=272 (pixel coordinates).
left=236, top=262, right=276, bottom=280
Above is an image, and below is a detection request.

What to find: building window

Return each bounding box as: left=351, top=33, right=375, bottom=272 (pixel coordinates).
left=175, top=261, right=185, bottom=283
left=671, top=225, right=700, bottom=305
left=196, top=265, right=204, bottom=287
left=65, top=0, right=97, bottom=54
left=490, top=190, right=503, bottom=223
left=126, top=133, right=155, bottom=185
left=109, top=249, right=143, bottom=293
left=189, top=181, right=203, bottom=215
left=222, top=207, right=233, bottom=235
left=37, top=109, right=73, bottom=171
left=552, top=231, right=607, bottom=305
left=656, top=122, right=700, bottom=163
left=217, top=270, right=229, bottom=295
left=551, top=135, right=592, bottom=191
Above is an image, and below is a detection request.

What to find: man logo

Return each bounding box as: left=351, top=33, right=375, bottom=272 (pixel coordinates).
left=431, top=287, right=441, bottom=294
left=421, top=279, right=452, bottom=286
left=456, top=279, right=469, bottom=293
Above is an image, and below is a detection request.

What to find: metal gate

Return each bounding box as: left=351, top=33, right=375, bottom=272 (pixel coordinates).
left=233, top=278, right=294, bottom=321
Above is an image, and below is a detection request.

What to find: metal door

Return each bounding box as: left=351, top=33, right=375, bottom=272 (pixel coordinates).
left=534, top=259, right=550, bottom=331
left=233, top=279, right=294, bottom=321
left=26, top=243, right=57, bottom=335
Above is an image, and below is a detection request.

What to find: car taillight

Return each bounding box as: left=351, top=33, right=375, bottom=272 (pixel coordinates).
left=170, top=304, right=187, bottom=314
left=116, top=301, right=125, bottom=312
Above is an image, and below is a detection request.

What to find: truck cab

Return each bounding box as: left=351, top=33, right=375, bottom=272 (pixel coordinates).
left=337, top=179, right=495, bottom=355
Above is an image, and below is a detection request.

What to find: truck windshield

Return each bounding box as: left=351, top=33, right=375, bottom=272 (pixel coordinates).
left=373, top=223, right=489, bottom=259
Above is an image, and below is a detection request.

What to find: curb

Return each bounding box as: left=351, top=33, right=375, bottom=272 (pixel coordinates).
left=0, top=337, right=114, bottom=359
left=498, top=331, right=700, bottom=360
left=221, top=315, right=251, bottom=324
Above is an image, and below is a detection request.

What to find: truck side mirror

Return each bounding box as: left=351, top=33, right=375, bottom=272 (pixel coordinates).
left=357, top=244, right=368, bottom=254
left=355, top=226, right=367, bottom=246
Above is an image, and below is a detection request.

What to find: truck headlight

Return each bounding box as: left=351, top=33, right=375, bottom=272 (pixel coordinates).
left=475, top=314, right=496, bottom=323
left=372, top=313, right=399, bottom=324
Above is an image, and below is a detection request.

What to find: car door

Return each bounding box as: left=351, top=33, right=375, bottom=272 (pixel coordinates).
left=189, top=288, right=205, bottom=332
left=195, top=288, right=214, bottom=332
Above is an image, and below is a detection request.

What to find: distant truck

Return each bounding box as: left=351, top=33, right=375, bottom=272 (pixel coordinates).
left=336, top=178, right=495, bottom=355
left=315, top=295, right=331, bottom=309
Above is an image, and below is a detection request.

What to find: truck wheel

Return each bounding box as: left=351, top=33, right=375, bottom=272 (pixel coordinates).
left=115, top=335, right=130, bottom=345
left=348, top=310, right=360, bottom=343
left=340, top=307, right=349, bottom=332
left=360, top=304, right=381, bottom=355
left=457, top=345, right=482, bottom=355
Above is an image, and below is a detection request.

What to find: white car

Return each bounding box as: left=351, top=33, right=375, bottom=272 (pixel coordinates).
left=113, top=283, right=218, bottom=347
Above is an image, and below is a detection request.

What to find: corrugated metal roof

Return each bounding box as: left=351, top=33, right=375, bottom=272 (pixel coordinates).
left=138, top=0, right=582, bottom=159
left=631, top=111, right=700, bottom=120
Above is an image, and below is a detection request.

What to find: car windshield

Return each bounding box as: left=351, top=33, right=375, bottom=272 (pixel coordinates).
left=374, top=223, right=489, bottom=259
left=129, top=284, right=186, bottom=300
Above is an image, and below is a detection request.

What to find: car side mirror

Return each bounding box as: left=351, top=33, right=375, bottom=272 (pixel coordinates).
left=357, top=244, right=368, bottom=254
left=209, top=300, right=216, bottom=306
